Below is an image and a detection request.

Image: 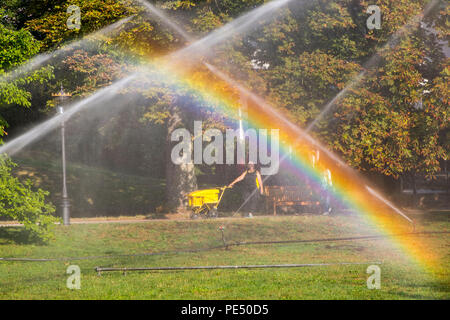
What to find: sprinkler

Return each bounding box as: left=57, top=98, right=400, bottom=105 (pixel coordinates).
left=218, top=226, right=228, bottom=250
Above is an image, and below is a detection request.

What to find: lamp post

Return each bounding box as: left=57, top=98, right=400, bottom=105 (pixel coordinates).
left=52, top=85, right=72, bottom=226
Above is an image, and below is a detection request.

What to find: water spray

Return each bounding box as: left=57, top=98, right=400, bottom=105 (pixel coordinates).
left=129, top=0, right=420, bottom=227
left=171, top=0, right=294, bottom=61
left=306, top=0, right=440, bottom=132
left=0, top=0, right=434, bottom=233
left=0, top=16, right=135, bottom=83
left=131, top=0, right=192, bottom=41
left=0, top=74, right=138, bottom=156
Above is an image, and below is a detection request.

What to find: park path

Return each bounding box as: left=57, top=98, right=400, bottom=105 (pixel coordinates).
left=0, top=218, right=160, bottom=227
left=0, top=214, right=238, bottom=227
left=0, top=209, right=438, bottom=228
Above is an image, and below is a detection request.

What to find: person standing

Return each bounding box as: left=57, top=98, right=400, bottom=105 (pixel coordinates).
left=229, top=162, right=264, bottom=217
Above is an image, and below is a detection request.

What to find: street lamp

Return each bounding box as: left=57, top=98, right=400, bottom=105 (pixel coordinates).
left=52, top=85, right=72, bottom=226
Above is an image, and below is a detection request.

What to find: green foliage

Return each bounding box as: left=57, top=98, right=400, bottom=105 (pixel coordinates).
left=108, top=16, right=182, bottom=58
left=191, top=6, right=225, bottom=33
left=161, top=0, right=198, bottom=10
left=0, top=0, right=448, bottom=190
left=61, top=49, right=124, bottom=95
left=0, top=20, right=54, bottom=140
left=0, top=18, right=57, bottom=233
left=0, top=156, right=58, bottom=242
left=0, top=20, right=41, bottom=70
left=268, top=50, right=360, bottom=125
left=146, top=0, right=448, bottom=181
left=210, top=0, right=448, bottom=179
left=331, top=35, right=449, bottom=178
left=25, top=0, right=135, bottom=51
left=0, top=66, right=54, bottom=106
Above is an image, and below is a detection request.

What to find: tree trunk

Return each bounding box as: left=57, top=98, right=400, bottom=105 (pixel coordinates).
left=165, top=105, right=197, bottom=213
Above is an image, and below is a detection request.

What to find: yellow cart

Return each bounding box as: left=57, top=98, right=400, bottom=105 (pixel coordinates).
left=187, top=186, right=229, bottom=219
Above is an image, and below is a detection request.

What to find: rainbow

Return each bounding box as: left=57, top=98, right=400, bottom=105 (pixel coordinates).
left=137, top=59, right=443, bottom=277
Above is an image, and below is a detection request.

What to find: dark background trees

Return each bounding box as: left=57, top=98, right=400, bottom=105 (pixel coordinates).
left=0, top=0, right=448, bottom=219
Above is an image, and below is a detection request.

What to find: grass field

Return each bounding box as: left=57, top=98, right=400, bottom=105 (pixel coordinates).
left=0, top=212, right=448, bottom=300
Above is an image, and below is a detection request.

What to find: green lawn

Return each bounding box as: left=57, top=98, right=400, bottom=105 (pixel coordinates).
left=0, top=213, right=448, bottom=299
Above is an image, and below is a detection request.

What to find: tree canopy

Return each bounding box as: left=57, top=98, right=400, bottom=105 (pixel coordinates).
left=0, top=0, right=448, bottom=220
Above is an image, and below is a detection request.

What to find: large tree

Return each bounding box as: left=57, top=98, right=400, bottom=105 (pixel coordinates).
left=0, top=10, right=57, bottom=240
left=15, top=0, right=203, bottom=212
left=194, top=0, right=449, bottom=189
left=0, top=11, right=54, bottom=141
left=1, top=0, right=447, bottom=214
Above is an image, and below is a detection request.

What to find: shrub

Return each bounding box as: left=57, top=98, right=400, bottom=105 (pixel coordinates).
left=0, top=155, right=58, bottom=242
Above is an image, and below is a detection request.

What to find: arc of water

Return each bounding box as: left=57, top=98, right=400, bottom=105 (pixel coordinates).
left=0, top=0, right=297, bottom=157
left=130, top=0, right=193, bottom=41
left=131, top=0, right=434, bottom=223
left=203, top=62, right=354, bottom=217
left=205, top=62, right=415, bottom=224
left=132, top=0, right=294, bottom=56
left=366, top=186, right=414, bottom=224
left=0, top=74, right=137, bottom=156
left=170, top=0, right=294, bottom=60
left=306, top=0, right=440, bottom=131
left=203, top=62, right=347, bottom=166
left=1, top=0, right=435, bottom=225
left=130, top=0, right=347, bottom=168
left=0, top=15, right=135, bottom=82
left=195, top=1, right=439, bottom=221
left=136, top=0, right=439, bottom=135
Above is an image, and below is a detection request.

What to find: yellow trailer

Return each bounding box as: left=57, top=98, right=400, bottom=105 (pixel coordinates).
left=187, top=186, right=229, bottom=219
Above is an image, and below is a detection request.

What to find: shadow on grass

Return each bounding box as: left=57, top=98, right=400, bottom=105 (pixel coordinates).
left=0, top=227, right=43, bottom=245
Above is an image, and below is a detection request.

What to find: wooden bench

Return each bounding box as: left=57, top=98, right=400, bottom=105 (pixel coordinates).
left=264, top=186, right=320, bottom=215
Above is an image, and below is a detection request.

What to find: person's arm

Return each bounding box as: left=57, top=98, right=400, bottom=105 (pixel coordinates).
left=229, top=171, right=247, bottom=187
left=256, top=171, right=263, bottom=194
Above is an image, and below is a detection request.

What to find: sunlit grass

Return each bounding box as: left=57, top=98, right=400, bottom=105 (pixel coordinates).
left=0, top=213, right=448, bottom=299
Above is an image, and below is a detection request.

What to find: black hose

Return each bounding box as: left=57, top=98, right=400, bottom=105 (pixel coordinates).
left=95, top=261, right=383, bottom=275
left=0, top=231, right=446, bottom=262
